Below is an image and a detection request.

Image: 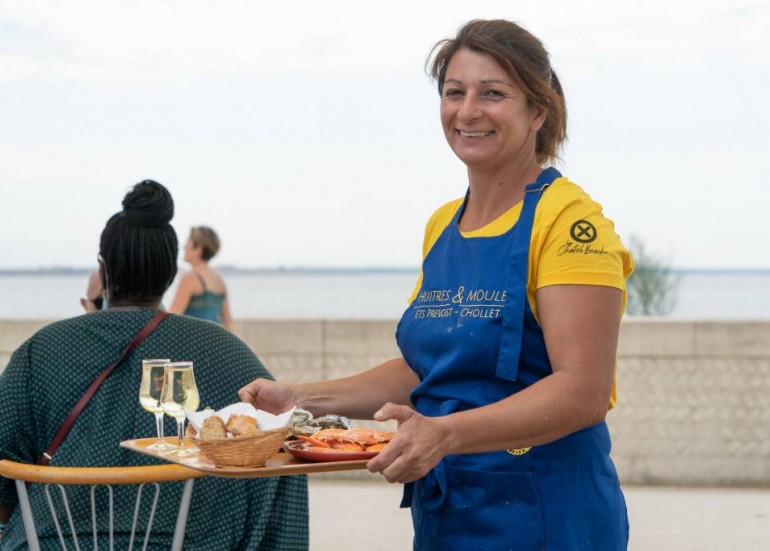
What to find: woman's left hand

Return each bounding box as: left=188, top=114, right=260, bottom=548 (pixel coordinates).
left=366, top=403, right=449, bottom=484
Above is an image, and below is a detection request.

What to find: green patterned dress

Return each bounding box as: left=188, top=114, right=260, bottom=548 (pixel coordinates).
left=0, top=310, right=308, bottom=550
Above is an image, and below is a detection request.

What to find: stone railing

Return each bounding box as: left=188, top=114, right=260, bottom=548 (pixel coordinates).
left=2, top=318, right=769, bottom=487
left=609, top=320, right=770, bottom=487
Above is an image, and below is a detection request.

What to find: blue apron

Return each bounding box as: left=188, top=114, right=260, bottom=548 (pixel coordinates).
left=395, top=168, right=629, bottom=550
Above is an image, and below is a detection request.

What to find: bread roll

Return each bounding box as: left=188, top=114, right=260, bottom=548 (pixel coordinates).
left=200, top=415, right=228, bottom=439
left=225, top=414, right=259, bottom=436
left=185, top=424, right=197, bottom=439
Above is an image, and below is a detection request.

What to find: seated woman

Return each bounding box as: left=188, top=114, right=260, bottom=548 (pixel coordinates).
left=169, top=226, right=234, bottom=331
left=0, top=181, right=308, bottom=550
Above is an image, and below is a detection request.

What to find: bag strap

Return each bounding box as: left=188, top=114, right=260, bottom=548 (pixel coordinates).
left=38, top=310, right=170, bottom=466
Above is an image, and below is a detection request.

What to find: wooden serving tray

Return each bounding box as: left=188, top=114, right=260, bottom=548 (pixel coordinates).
left=120, top=437, right=370, bottom=479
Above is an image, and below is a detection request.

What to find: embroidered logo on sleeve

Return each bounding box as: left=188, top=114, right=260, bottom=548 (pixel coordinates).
left=570, top=220, right=597, bottom=243
left=557, top=219, right=608, bottom=257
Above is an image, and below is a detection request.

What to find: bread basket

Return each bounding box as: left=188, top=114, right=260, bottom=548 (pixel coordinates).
left=195, top=427, right=288, bottom=468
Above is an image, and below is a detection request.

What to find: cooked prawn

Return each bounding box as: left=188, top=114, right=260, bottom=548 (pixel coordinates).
left=295, top=428, right=395, bottom=453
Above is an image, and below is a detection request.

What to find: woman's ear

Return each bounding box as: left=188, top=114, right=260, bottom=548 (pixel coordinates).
left=530, top=104, right=548, bottom=132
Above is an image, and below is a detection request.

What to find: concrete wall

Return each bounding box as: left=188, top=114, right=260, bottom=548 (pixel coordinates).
left=2, top=318, right=769, bottom=487
left=610, top=320, right=770, bottom=487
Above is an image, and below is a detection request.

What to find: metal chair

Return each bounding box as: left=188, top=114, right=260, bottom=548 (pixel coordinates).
left=0, top=460, right=204, bottom=551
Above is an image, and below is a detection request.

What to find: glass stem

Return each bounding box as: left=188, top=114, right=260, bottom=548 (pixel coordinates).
left=154, top=412, right=165, bottom=442
left=177, top=419, right=185, bottom=449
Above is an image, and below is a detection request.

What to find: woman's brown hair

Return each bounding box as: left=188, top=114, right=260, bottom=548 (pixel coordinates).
left=428, top=19, right=567, bottom=165
left=190, top=226, right=221, bottom=261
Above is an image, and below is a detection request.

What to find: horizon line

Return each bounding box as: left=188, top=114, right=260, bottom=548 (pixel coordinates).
left=1, top=265, right=770, bottom=275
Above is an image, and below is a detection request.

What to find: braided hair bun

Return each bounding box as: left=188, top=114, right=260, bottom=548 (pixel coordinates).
left=99, top=179, right=179, bottom=304
left=122, top=180, right=174, bottom=227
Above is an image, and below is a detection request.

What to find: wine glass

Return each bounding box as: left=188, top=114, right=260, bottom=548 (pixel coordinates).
left=160, top=361, right=200, bottom=457
left=139, top=359, right=175, bottom=451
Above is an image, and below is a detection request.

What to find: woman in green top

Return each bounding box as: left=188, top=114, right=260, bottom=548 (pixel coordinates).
left=169, top=226, right=235, bottom=331
left=0, top=181, right=308, bottom=550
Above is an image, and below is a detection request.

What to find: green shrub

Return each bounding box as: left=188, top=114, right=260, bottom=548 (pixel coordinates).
left=626, top=235, right=680, bottom=316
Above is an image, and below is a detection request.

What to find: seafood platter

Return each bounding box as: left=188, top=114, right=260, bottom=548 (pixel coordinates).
left=284, top=409, right=395, bottom=462
left=121, top=406, right=395, bottom=478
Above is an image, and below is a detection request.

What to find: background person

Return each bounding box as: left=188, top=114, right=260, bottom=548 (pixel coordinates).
left=0, top=180, right=308, bottom=550
left=240, top=19, right=632, bottom=550
left=168, top=226, right=234, bottom=331
left=79, top=269, right=103, bottom=312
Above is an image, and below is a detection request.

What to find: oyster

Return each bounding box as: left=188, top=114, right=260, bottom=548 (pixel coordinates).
left=289, top=408, right=313, bottom=426
left=290, top=414, right=351, bottom=438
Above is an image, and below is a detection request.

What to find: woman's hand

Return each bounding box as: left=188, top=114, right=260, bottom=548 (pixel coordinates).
left=238, top=378, right=296, bottom=414
left=366, top=403, right=450, bottom=484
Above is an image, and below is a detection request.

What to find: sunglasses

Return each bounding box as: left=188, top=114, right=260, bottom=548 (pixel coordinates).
left=91, top=296, right=104, bottom=310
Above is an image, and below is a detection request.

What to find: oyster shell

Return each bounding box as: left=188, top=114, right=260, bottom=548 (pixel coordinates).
left=289, top=408, right=313, bottom=426
left=290, top=414, right=351, bottom=438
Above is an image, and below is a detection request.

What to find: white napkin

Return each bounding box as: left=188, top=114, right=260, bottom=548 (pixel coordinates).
left=187, top=403, right=296, bottom=433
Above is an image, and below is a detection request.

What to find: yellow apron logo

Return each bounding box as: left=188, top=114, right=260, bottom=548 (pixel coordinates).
left=506, top=447, right=531, bottom=456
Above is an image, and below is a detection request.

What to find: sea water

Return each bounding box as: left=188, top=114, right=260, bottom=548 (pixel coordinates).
left=0, top=270, right=768, bottom=320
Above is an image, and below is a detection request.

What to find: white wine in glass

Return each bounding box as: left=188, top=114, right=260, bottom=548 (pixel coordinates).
left=139, top=358, right=174, bottom=451
left=160, top=361, right=200, bottom=457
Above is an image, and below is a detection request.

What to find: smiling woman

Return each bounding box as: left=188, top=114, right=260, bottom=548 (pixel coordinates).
left=432, top=20, right=566, bottom=172
left=237, top=18, right=633, bottom=551
left=439, top=48, right=546, bottom=175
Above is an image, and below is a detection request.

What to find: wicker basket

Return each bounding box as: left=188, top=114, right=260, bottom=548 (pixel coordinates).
left=195, top=427, right=288, bottom=468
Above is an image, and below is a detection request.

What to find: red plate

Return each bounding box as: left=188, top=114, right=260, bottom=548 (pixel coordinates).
left=283, top=440, right=379, bottom=462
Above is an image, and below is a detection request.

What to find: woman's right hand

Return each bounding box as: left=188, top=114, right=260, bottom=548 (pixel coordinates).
left=238, top=378, right=296, bottom=414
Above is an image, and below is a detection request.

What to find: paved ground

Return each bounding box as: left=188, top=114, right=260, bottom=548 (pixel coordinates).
left=309, top=478, right=770, bottom=550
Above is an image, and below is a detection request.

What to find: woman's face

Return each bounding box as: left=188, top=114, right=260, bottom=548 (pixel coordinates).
left=440, top=48, right=545, bottom=170
left=183, top=237, right=198, bottom=263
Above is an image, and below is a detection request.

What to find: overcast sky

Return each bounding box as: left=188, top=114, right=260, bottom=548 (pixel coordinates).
left=1, top=0, right=768, bottom=270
